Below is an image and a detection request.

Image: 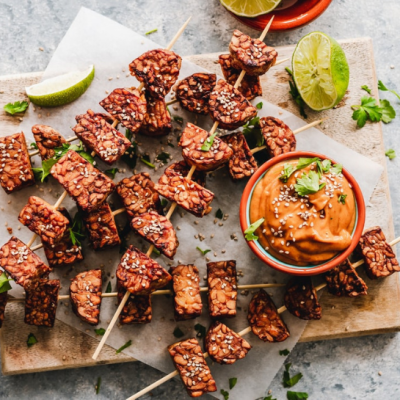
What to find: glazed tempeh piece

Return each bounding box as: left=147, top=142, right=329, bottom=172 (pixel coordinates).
left=24, top=279, right=60, bottom=327
left=207, top=260, right=237, bottom=318
left=170, top=265, right=202, bottom=321
left=70, top=269, right=102, bottom=325
left=139, top=91, right=172, bottom=136
left=155, top=173, right=214, bottom=218
left=0, top=237, right=51, bottom=286
left=209, top=79, right=257, bottom=130
left=117, top=173, right=163, bottom=218
left=174, top=73, right=216, bottom=114
left=358, top=226, right=400, bottom=279
left=32, top=124, right=67, bottom=161
left=116, top=246, right=171, bottom=295
left=259, top=117, right=296, bottom=158
left=42, top=208, right=83, bottom=268
left=50, top=150, right=115, bottom=212
left=325, top=259, right=368, bottom=297
left=179, top=123, right=233, bottom=172
left=205, top=321, right=251, bottom=364
left=218, top=54, right=262, bottom=100
left=0, top=132, right=35, bottom=194
left=168, top=338, right=217, bottom=397
left=221, top=131, right=258, bottom=180
left=18, top=196, right=70, bottom=246
left=0, top=272, right=8, bottom=329
left=165, top=161, right=206, bottom=187
left=99, top=88, right=147, bottom=133
left=284, top=277, right=322, bottom=320
left=247, top=289, right=290, bottom=342
left=129, top=49, right=182, bottom=98
left=131, top=211, right=179, bottom=259
left=83, top=203, right=120, bottom=249
left=72, top=109, right=131, bottom=165
left=117, top=280, right=152, bottom=324
left=229, top=29, right=278, bottom=76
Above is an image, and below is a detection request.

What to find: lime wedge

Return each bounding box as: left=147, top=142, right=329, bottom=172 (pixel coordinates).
left=26, top=65, right=95, bottom=107
left=220, top=0, right=281, bottom=17
left=292, top=32, right=349, bottom=111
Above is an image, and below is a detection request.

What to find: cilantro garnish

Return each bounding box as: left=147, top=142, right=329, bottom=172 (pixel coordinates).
left=286, top=68, right=307, bottom=119
left=173, top=116, right=183, bottom=124
left=4, top=101, right=29, bottom=115
left=385, top=149, right=396, bottom=160
left=161, top=199, right=168, bottom=208
left=105, top=281, right=112, bottom=293
left=338, top=194, right=347, bottom=205
left=244, top=218, right=265, bottom=241
left=140, top=155, right=155, bottom=168
left=121, top=129, right=138, bottom=168
left=294, top=171, right=326, bottom=196
left=361, top=85, right=372, bottom=94
left=296, top=157, right=320, bottom=170
left=0, top=273, right=12, bottom=294
left=229, top=377, right=237, bottom=390
left=95, top=377, right=101, bottom=395
left=351, top=96, right=396, bottom=127
left=220, top=389, right=229, bottom=400
left=242, top=116, right=264, bottom=147
left=152, top=248, right=161, bottom=256
left=317, top=159, right=331, bottom=174
left=94, top=328, right=106, bottom=336
left=116, top=340, right=132, bottom=354
left=279, top=349, right=290, bottom=356
left=287, top=391, right=308, bottom=400
left=27, top=333, right=38, bottom=348
left=194, top=323, right=206, bottom=339
left=69, top=210, right=85, bottom=247
left=30, top=143, right=38, bottom=149
left=145, top=28, right=158, bottom=35
left=256, top=102, right=263, bottom=109
left=264, top=396, right=277, bottom=400
left=173, top=327, right=185, bottom=338
left=330, top=163, right=343, bottom=175
left=378, top=80, right=400, bottom=101
left=279, top=163, right=296, bottom=183
left=104, top=168, right=119, bottom=179
left=283, top=363, right=303, bottom=388
left=201, top=131, right=218, bottom=151
left=215, top=208, right=223, bottom=219
left=380, top=99, right=396, bottom=123
left=196, top=247, right=211, bottom=255
left=156, top=151, right=171, bottom=163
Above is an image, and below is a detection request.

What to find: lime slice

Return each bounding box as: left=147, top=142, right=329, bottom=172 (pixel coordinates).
left=26, top=65, right=95, bottom=107
left=292, top=32, right=349, bottom=111
left=220, top=0, right=281, bottom=17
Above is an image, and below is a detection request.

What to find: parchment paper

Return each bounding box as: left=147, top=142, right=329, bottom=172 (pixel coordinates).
left=3, top=7, right=384, bottom=400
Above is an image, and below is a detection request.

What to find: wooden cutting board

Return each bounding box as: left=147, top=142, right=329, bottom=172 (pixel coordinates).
left=1, top=38, right=399, bottom=376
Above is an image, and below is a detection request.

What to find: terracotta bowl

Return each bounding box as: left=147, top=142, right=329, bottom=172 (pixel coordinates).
left=239, top=151, right=366, bottom=276
left=229, top=0, right=333, bottom=31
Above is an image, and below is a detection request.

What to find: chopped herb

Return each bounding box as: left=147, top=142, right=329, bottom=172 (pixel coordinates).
left=4, top=100, right=29, bottom=115
left=166, top=106, right=171, bottom=115
left=296, top=157, right=320, bottom=170
left=256, top=102, right=263, bottom=109
left=119, top=221, right=131, bottom=254
left=145, top=28, right=158, bottom=35
left=385, top=148, right=396, bottom=160
left=94, top=328, right=106, bottom=336
left=279, top=349, right=290, bottom=356
left=286, top=69, right=307, bottom=119
left=156, top=151, right=171, bottom=163
left=0, top=273, right=12, bottom=294
left=194, top=323, right=206, bottom=339
left=106, top=282, right=112, bottom=293
left=69, top=210, right=85, bottom=247
left=279, top=163, right=296, bottom=183
left=104, top=168, right=119, bottom=179
left=264, top=396, right=277, bottom=400
left=287, top=391, right=308, bottom=400
left=380, top=99, right=396, bottom=124
left=330, top=163, right=343, bottom=175
left=229, top=377, right=237, bottom=390
left=116, top=340, right=132, bottom=354
left=294, top=171, right=325, bottom=196
left=242, top=116, right=264, bottom=147
left=201, top=131, right=218, bottom=151
left=317, top=159, right=332, bottom=174
left=196, top=247, right=211, bottom=255
left=121, top=130, right=138, bottom=168
left=161, top=199, right=168, bottom=208
left=152, top=248, right=161, bottom=256
left=32, top=158, right=58, bottom=182
left=220, top=389, right=229, bottom=400
left=215, top=208, right=224, bottom=219
left=283, top=363, right=303, bottom=388
left=351, top=96, right=384, bottom=128
left=173, top=115, right=183, bottom=124
left=167, top=142, right=175, bottom=148
left=361, top=85, right=372, bottom=94
left=173, top=327, right=185, bottom=338
left=280, top=158, right=322, bottom=183
left=378, top=80, right=400, bottom=101
left=244, top=217, right=265, bottom=241
left=338, top=194, right=347, bottom=205
left=95, top=377, right=101, bottom=395
left=30, top=143, right=38, bottom=149
left=140, top=155, right=155, bottom=168
left=27, top=333, right=38, bottom=348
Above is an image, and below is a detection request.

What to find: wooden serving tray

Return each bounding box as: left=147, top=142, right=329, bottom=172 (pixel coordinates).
left=1, top=38, right=399, bottom=375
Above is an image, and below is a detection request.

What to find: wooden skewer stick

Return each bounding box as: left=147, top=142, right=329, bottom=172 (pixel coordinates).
left=92, top=18, right=192, bottom=361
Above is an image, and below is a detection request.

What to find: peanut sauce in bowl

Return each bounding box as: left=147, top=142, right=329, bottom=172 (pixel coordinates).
left=240, top=151, right=366, bottom=276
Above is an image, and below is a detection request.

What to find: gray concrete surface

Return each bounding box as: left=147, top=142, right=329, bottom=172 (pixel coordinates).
left=1, top=0, right=400, bottom=399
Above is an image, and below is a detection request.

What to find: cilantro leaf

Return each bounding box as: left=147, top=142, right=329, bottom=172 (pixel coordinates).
left=338, top=194, right=347, bottom=204
left=279, top=349, right=290, bottom=356
left=378, top=80, right=400, bottom=101
left=140, top=155, right=155, bottom=168
left=380, top=99, right=396, bottom=124
left=173, top=116, right=183, bottom=124
left=285, top=70, right=307, bottom=119
left=27, top=333, right=38, bottom=348
left=69, top=210, right=85, bottom=247
left=122, top=130, right=138, bottom=168
left=229, top=378, right=237, bottom=390
left=242, top=117, right=264, bottom=147
left=161, top=199, right=168, bottom=208
left=351, top=96, right=382, bottom=127
left=4, top=101, right=29, bottom=115
left=106, top=281, right=112, bottom=293
left=283, top=363, right=303, bottom=388
left=173, top=327, right=185, bottom=338
left=116, top=340, right=132, bottom=354
left=330, top=163, right=343, bottom=175
left=152, top=247, right=161, bottom=256
left=32, top=158, right=58, bottom=182
left=0, top=273, right=12, bottom=294
left=385, top=149, right=396, bottom=160
left=279, top=163, right=296, bottom=183
left=194, top=323, right=206, bottom=339
left=196, top=247, right=211, bottom=255
left=296, top=157, right=320, bottom=171
left=95, top=377, right=101, bottom=395
left=156, top=151, right=171, bottom=163
left=94, top=328, right=106, bottom=336
left=201, top=131, right=218, bottom=151
left=104, top=168, right=119, bottom=179
left=167, top=142, right=175, bottom=148
left=30, top=143, right=38, bottom=149
left=145, top=28, right=158, bottom=35
left=256, top=102, right=263, bottom=109
left=294, top=171, right=325, bottom=196
left=361, top=85, right=371, bottom=94
left=220, top=389, right=229, bottom=400
left=216, top=209, right=223, bottom=219
left=244, top=217, right=265, bottom=241
left=264, top=396, right=277, bottom=400
left=280, top=158, right=321, bottom=183
left=287, top=391, right=308, bottom=400
left=317, top=159, right=332, bottom=174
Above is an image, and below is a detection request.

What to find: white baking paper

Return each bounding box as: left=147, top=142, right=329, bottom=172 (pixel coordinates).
left=3, top=7, right=383, bottom=400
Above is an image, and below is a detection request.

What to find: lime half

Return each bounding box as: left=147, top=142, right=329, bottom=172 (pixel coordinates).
left=26, top=64, right=95, bottom=107
left=220, top=0, right=281, bottom=17
left=292, top=32, right=349, bottom=111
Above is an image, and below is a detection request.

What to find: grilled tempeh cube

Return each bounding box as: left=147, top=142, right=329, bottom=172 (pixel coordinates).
left=207, top=260, right=237, bottom=318
left=155, top=173, right=214, bottom=218
left=247, top=289, right=290, bottom=342
left=179, top=123, right=233, bottom=172
left=174, top=73, right=216, bottom=114
left=205, top=321, right=251, bottom=364
left=99, top=88, right=147, bottom=134
left=116, top=245, right=171, bottom=295
left=24, top=279, right=60, bottom=327
left=83, top=203, right=120, bottom=249
left=170, top=265, right=202, bottom=321
left=0, top=272, right=8, bottom=329
left=72, top=109, right=131, bottom=165
left=117, top=173, right=163, bottom=219
left=325, top=259, right=368, bottom=297
left=139, top=90, right=172, bottom=136
left=32, top=124, right=67, bottom=161
left=221, top=131, right=258, bottom=180
left=357, top=226, right=400, bottom=279
left=0, top=132, right=35, bottom=194
left=131, top=211, right=179, bottom=259
left=209, top=79, right=257, bottom=130
left=129, top=49, right=182, bottom=98
left=0, top=237, right=51, bottom=286
left=259, top=117, right=296, bottom=158
left=284, top=277, right=322, bottom=320
left=165, top=161, right=206, bottom=187
left=70, top=269, right=102, bottom=325
left=42, top=208, right=83, bottom=268
left=19, top=196, right=70, bottom=246
left=229, top=29, right=278, bottom=76
left=168, top=338, right=217, bottom=397
left=218, top=54, right=262, bottom=100
left=51, top=150, right=115, bottom=212
left=117, top=280, right=152, bottom=324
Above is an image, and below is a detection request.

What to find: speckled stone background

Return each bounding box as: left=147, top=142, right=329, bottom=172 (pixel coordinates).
left=0, top=1, right=400, bottom=399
